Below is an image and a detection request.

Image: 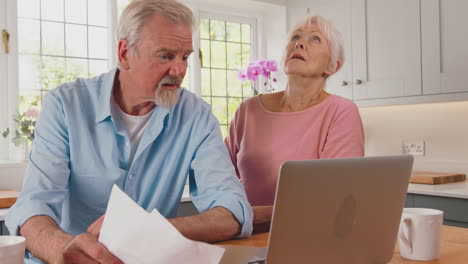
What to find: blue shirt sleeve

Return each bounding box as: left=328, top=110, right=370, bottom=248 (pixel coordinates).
left=188, top=109, right=253, bottom=238
left=6, top=92, right=71, bottom=235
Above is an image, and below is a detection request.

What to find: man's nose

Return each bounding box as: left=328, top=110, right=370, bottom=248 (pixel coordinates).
left=169, top=59, right=187, bottom=76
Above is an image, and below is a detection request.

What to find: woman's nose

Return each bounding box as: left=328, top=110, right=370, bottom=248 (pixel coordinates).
left=295, top=41, right=304, bottom=50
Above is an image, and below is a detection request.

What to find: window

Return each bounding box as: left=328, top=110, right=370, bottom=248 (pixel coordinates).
left=198, top=13, right=256, bottom=137
left=1, top=0, right=258, bottom=160
left=17, top=0, right=113, bottom=113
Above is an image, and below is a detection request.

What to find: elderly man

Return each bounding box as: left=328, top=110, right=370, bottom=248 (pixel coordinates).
left=6, top=0, right=253, bottom=263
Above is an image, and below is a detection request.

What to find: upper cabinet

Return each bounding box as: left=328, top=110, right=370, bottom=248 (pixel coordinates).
left=285, top=0, right=468, bottom=106
left=422, top=0, right=468, bottom=95
left=351, top=0, right=421, bottom=101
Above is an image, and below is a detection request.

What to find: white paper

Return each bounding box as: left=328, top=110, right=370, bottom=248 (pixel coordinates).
left=99, top=185, right=225, bottom=264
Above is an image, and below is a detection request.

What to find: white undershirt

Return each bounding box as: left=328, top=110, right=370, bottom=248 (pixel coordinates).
left=112, top=97, right=154, bottom=167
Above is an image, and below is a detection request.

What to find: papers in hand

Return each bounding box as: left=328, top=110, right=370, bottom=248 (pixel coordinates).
left=99, top=185, right=225, bottom=264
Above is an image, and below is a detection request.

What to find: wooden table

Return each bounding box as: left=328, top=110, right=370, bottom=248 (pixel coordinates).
left=217, top=225, right=468, bottom=263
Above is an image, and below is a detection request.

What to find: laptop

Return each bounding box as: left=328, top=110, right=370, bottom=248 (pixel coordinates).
left=249, top=155, right=413, bottom=264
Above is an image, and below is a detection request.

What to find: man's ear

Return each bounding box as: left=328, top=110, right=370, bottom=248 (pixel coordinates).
left=118, top=39, right=131, bottom=70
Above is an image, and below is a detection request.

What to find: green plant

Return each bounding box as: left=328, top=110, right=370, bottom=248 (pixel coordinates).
left=2, top=107, right=39, bottom=146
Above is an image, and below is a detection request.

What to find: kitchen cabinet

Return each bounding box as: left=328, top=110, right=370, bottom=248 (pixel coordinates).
left=0, top=221, right=9, bottom=235
left=176, top=201, right=199, bottom=217
left=421, top=0, right=468, bottom=95
left=284, top=0, right=468, bottom=106
left=405, top=194, right=468, bottom=228
left=287, top=0, right=422, bottom=102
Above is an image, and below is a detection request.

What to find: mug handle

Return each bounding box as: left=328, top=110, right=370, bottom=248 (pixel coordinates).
left=399, top=217, right=413, bottom=253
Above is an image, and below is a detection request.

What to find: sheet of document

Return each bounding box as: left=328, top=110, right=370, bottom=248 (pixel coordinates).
left=99, top=184, right=225, bottom=264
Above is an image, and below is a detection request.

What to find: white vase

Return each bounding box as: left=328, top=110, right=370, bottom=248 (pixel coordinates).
left=10, top=143, right=29, bottom=162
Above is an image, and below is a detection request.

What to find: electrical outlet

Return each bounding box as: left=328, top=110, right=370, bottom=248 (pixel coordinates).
left=402, top=141, right=425, bottom=156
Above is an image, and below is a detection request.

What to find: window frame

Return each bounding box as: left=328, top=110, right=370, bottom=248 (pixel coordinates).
left=1, top=0, right=19, bottom=161
left=194, top=11, right=258, bottom=136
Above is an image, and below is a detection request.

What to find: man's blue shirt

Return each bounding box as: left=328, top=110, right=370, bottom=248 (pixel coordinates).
left=6, top=68, right=253, bottom=261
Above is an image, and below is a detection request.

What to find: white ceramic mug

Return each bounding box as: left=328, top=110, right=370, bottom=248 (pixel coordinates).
left=398, top=208, right=443, bottom=261
left=0, top=236, right=26, bottom=264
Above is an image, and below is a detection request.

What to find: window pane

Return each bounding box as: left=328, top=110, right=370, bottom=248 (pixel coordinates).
left=226, top=43, right=241, bottom=69
left=227, top=70, right=242, bottom=97
left=41, top=56, right=66, bottom=90
left=117, top=0, right=130, bottom=17
left=228, top=97, right=242, bottom=123
left=202, top=96, right=211, bottom=105
left=18, top=55, right=41, bottom=94
left=201, top=68, right=211, bottom=96
left=19, top=91, right=42, bottom=114
left=18, top=0, right=40, bottom=19
left=89, top=59, right=108, bottom=77
left=42, top=21, right=64, bottom=56
left=210, top=20, right=225, bottom=41
left=200, top=18, right=209, bottom=39
left=211, top=41, right=226, bottom=68
left=65, top=0, right=86, bottom=24
left=18, top=18, right=40, bottom=54
left=200, top=40, right=211, bottom=68
left=241, top=24, right=251, bottom=44
left=220, top=125, right=228, bottom=139
left=66, top=58, right=88, bottom=81
left=66, top=24, right=87, bottom=57
left=243, top=81, right=253, bottom=97
left=41, top=0, right=64, bottom=22
left=226, top=22, right=241, bottom=42
left=211, top=69, right=226, bottom=96
left=88, top=26, right=108, bottom=59
left=241, top=44, right=251, bottom=67
left=212, top=97, right=227, bottom=125
left=181, top=60, right=190, bottom=90
left=88, top=0, right=108, bottom=26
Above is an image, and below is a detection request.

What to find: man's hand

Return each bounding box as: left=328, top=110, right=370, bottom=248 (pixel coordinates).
left=19, top=215, right=122, bottom=264
left=87, top=214, right=105, bottom=237
left=61, top=232, right=123, bottom=264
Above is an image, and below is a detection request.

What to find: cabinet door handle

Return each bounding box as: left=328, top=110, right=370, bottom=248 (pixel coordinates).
left=341, top=81, right=348, bottom=86
left=355, top=79, right=362, bottom=85
left=1, top=29, right=9, bottom=54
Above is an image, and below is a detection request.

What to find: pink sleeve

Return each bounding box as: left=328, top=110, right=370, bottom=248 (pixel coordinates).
left=224, top=103, right=243, bottom=178
left=320, top=102, right=365, bottom=159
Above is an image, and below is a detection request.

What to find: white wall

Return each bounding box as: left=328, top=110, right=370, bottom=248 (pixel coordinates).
left=360, top=101, right=468, bottom=175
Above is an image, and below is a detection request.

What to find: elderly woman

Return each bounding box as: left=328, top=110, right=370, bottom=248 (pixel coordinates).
left=225, top=15, right=365, bottom=232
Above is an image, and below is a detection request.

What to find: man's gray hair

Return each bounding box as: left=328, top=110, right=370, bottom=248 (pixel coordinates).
left=116, top=0, right=194, bottom=53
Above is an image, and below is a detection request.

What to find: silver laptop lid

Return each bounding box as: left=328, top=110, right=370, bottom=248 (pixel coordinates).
left=266, top=155, right=413, bottom=264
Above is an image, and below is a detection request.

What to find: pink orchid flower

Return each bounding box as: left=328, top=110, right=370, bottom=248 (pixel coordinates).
left=25, top=107, right=40, bottom=119
left=246, top=63, right=263, bottom=81
left=237, top=69, right=248, bottom=82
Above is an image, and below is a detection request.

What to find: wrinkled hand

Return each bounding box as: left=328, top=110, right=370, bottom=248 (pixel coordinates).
left=60, top=232, right=123, bottom=264
left=87, top=214, right=105, bottom=237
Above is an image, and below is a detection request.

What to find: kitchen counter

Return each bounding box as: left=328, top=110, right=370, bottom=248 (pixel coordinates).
left=179, top=181, right=468, bottom=203
left=407, top=181, right=468, bottom=199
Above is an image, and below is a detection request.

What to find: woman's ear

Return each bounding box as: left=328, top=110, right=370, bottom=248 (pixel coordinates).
left=324, top=60, right=342, bottom=76
left=118, top=39, right=131, bottom=70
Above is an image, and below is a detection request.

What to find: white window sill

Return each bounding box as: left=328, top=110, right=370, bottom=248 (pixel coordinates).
left=0, top=160, right=27, bottom=168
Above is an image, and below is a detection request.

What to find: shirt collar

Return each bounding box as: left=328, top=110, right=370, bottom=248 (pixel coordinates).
left=96, top=68, right=118, bottom=123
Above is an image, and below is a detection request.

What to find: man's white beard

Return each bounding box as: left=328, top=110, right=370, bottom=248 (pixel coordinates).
left=153, top=76, right=182, bottom=107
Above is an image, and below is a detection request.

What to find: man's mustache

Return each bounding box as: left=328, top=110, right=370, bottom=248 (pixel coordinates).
left=159, top=76, right=184, bottom=88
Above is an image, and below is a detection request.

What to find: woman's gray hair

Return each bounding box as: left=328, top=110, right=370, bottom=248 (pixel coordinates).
left=116, top=0, right=194, bottom=53
left=285, top=15, right=345, bottom=73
